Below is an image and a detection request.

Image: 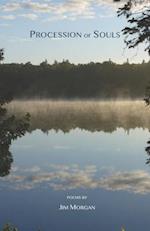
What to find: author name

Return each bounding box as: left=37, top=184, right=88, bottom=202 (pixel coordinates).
left=58, top=204, right=96, bottom=211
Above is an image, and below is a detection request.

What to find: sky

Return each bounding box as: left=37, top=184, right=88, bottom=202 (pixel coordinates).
left=0, top=0, right=149, bottom=64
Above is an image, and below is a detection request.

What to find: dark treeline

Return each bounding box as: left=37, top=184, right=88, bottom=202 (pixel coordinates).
left=1, top=59, right=150, bottom=99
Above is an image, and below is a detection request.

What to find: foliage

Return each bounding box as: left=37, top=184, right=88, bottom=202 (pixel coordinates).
left=0, top=100, right=30, bottom=176
left=2, top=224, right=18, bottom=231
left=1, top=223, right=125, bottom=231
left=116, top=0, right=150, bottom=55
left=0, top=49, right=4, bottom=62
left=121, top=227, right=126, bottom=231
left=0, top=65, right=30, bottom=177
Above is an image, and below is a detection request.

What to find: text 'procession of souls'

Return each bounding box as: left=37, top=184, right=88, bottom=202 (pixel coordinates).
left=30, top=30, right=121, bottom=39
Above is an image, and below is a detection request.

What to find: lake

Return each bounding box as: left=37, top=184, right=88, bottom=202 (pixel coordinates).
left=1, top=100, right=150, bottom=231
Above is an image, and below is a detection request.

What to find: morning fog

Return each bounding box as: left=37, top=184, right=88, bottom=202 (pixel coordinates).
left=30, top=30, right=120, bottom=39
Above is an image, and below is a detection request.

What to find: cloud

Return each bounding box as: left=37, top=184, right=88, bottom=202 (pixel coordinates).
left=21, top=2, right=54, bottom=13
left=43, top=15, right=68, bottom=22
left=22, top=166, right=41, bottom=173
left=99, top=170, right=150, bottom=194
left=1, top=164, right=150, bottom=195
left=0, top=15, right=16, bottom=20
left=0, top=164, right=98, bottom=190
left=0, top=0, right=121, bottom=21
left=49, top=170, right=150, bottom=193
left=0, top=2, right=21, bottom=12
left=19, top=13, right=38, bottom=20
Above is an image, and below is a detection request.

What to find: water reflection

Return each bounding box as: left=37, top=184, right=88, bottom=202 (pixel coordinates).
left=0, top=103, right=30, bottom=177
left=2, top=100, right=150, bottom=177
left=1, top=101, right=150, bottom=231
left=7, top=100, right=150, bottom=170
left=2, top=163, right=150, bottom=195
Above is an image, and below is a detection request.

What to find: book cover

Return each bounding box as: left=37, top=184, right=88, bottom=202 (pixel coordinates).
left=0, top=0, right=150, bottom=231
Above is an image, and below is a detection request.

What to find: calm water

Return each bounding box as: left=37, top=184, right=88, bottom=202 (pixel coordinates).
left=1, top=101, right=150, bottom=231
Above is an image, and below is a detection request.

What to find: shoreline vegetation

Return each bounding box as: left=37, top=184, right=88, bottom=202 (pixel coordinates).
left=6, top=100, right=150, bottom=132
left=0, top=60, right=150, bottom=99
left=1, top=224, right=126, bottom=231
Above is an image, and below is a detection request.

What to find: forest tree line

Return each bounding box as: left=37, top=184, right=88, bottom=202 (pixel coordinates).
left=0, top=59, right=150, bottom=99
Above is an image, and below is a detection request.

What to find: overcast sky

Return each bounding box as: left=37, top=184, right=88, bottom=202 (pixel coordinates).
left=0, top=0, right=149, bottom=64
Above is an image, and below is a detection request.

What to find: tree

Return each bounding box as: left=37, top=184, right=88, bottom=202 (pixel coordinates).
left=0, top=102, right=30, bottom=177
left=2, top=224, right=18, bottom=231
left=115, top=0, right=150, bottom=55
left=0, top=48, right=4, bottom=63
left=40, top=59, right=49, bottom=68
left=114, top=1, right=150, bottom=104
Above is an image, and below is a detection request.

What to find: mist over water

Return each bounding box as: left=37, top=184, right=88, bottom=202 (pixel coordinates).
left=6, top=100, right=150, bottom=132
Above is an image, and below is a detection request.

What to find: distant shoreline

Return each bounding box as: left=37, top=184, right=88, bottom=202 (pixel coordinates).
left=0, top=61, right=149, bottom=99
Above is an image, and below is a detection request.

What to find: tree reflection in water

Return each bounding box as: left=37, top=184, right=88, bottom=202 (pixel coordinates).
left=0, top=100, right=30, bottom=177
left=144, top=95, right=150, bottom=165
left=145, top=140, right=150, bottom=165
